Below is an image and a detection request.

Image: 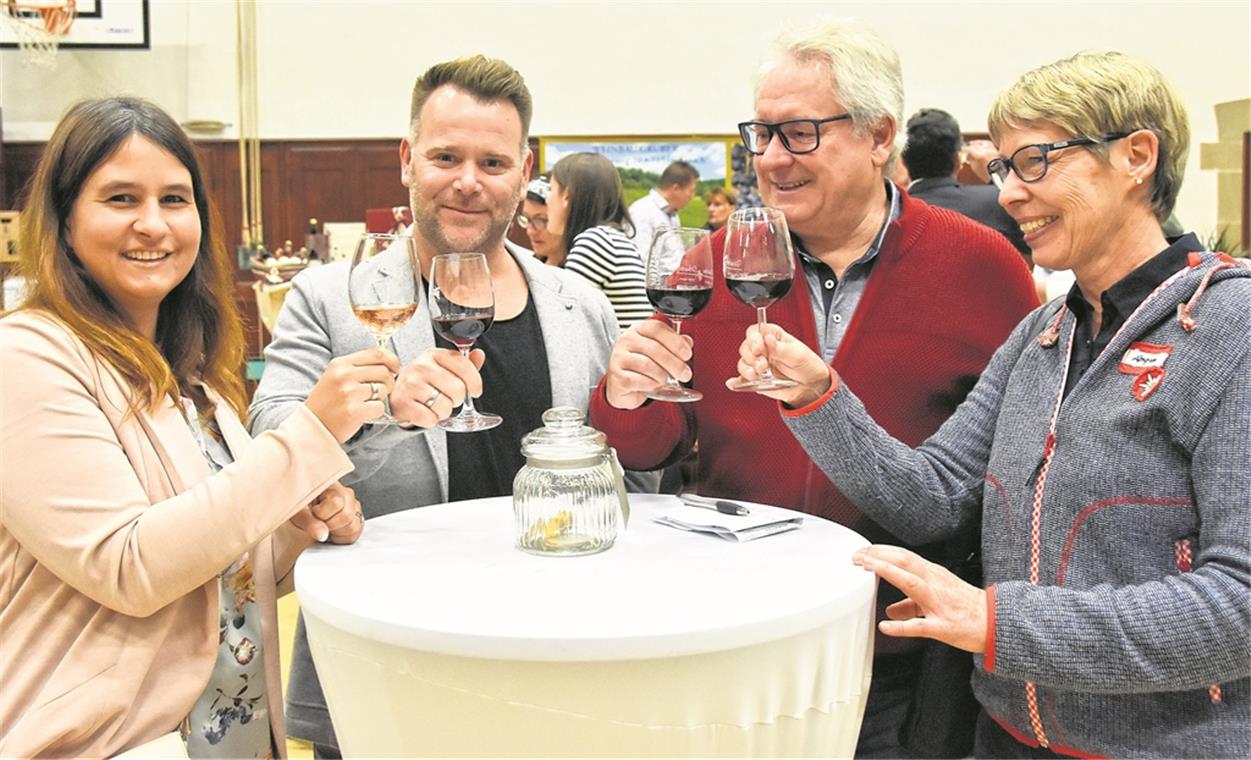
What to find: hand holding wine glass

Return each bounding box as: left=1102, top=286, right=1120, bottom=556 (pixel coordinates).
left=644, top=227, right=713, bottom=402
left=428, top=252, right=501, bottom=432
left=722, top=206, right=798, bottom=392
left=348, top=233, right=419, bottom=424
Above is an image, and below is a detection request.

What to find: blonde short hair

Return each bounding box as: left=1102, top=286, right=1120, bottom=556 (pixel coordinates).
left=988, top=51, right=1188, bottom=222
left=759, top=18, right=903, bottom=166
left=409, top=54, right=532, bottom=150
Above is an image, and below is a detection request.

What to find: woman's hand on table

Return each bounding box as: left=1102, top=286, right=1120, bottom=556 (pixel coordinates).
left=389, top=347, right=485, bottom=428
left=290, top=482, right=364, bottom=544
left=731, top=323, right=833, bottom=408
left=853, top=545, right=988, bottom=654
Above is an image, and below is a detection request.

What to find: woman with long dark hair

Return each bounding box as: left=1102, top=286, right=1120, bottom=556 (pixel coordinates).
left=0, top=97, right=395, bottom=758
left=547, top=152, right=652, bottom=330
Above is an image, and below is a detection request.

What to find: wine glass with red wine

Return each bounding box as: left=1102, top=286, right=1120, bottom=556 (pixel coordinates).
left=428, top=252, right=501, bottom=432
left=348, top=232, right=419, bottom=424
left=722, top=207, right=798, bottom=392
left=644, top=227, right=714, bottom=402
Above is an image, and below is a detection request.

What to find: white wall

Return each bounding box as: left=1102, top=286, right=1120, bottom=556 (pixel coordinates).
left=2, top=0, right=1248, bottom=234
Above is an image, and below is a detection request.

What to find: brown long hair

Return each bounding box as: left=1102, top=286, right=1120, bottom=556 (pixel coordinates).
left=16, top=97, right=247, bottom=420
left=550, top=152, right=634, bottom=248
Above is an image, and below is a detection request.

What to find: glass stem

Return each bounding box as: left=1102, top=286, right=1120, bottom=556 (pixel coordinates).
left=665, top=319, right=686, bottom=388
left=756, top=307, right=777, bottom=381
left=376, top=336, right=395, bottom=417
left=458, top=347, right=479, bottom=416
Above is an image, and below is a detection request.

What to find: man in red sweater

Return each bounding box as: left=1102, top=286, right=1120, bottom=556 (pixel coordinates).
left=589, top=19, right=1037, bottom=759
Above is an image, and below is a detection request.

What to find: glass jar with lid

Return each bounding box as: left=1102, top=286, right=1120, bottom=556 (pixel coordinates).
left=513, top=407, right=627, bottom=556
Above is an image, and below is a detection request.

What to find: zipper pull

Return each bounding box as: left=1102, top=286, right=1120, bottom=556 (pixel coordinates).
left=1026, top=433, right=1057, bottom=490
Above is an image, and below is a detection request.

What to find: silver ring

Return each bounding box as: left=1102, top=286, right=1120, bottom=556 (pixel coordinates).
left=423, top=387, right=442, bottom=409
left=367, top=382, right=380, bottom=402
left=355, top=510, right=364, bottom=523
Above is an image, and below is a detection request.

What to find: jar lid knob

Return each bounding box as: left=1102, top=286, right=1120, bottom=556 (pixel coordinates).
left=541, top=406, right=585, bottom=430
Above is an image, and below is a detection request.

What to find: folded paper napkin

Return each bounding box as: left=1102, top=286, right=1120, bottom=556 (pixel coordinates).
left=652, top=499, right=803, bottom=542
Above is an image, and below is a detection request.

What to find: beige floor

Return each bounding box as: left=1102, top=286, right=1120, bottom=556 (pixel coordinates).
left=277, top=594, right=313, bottom=759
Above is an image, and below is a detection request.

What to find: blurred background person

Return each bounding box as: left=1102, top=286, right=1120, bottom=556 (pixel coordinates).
left=703, top=185, right=738, bottom=231
left=517, top=174, right=562, bottom=263
left=548, top=152, right=652, bottom=330
left=745, top=50, right=1250, bottom=760
left=627, top=159, right=699, bottom=252
left=902, top=107, right=1030, bottom=264
left=0, top=97, right=389, bottom=758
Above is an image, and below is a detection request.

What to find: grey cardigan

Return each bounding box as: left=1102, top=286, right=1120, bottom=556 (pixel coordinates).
left=248, top=242, right=631, bottom=748
left=786, top=253, right=1250, bottom=758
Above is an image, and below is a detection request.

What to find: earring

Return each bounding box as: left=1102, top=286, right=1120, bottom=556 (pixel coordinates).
left=1131, top=175, right=1143, bottom=186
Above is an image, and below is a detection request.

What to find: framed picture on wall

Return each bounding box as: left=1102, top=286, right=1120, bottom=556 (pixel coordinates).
left=1, top=0, right=150, bottom=49
left=539, top=135, right=743, bottom=227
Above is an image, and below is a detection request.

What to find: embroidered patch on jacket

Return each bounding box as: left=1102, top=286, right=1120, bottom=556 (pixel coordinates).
left=1118, top=342, right=1173, bottom=375
left=1131, top=367, right=1166, bottom=401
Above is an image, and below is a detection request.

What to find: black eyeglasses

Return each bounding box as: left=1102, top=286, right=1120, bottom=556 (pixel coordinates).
left=737, top=114, right=852, bottom=156
left=987, top=132, right=1134, bottom=184
left=517, top=213, right=547, bottom=231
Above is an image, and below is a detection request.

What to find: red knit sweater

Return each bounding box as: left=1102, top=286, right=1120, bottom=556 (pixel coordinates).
left=592, top=190, right=1038, bottom=544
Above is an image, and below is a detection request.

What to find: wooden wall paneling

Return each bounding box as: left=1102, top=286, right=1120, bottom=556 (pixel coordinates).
left=2, top=143, right=43, bottom=210
left=284, top=143, right=366, bottom=249
left=361, top=142, right=408, bottom=218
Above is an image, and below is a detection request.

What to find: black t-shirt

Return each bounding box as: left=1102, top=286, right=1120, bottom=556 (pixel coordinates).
left=436, top=293, right=553, bottom=501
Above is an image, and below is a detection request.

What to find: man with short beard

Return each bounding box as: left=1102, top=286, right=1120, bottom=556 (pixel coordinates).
left=249, top=55, right=630, bottom=758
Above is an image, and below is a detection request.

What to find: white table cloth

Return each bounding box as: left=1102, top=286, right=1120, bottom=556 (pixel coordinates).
left=296, top=493, right=876, bottom=757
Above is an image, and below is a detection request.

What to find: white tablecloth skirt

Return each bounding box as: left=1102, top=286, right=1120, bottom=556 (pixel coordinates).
left=306, top=593, right=875, bottom=758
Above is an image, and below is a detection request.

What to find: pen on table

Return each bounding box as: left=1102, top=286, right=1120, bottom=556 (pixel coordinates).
left=678, top=496, right=750, bottom=516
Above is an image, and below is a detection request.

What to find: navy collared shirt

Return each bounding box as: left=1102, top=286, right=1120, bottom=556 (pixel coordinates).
left=795, top=180, right=901, bottom=363
left=1062, top=232, right=1203, bottom=398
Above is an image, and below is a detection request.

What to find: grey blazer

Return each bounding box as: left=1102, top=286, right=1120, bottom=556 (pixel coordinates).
left=248, top=241, right=628, bottom=518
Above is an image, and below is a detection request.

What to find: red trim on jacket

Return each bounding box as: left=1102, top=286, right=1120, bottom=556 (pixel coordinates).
left=780, top=368, right=839, bottom=417
left=989, top=714, right=1108, bottom=759
left=1055, top=497, right=1192, bottom=585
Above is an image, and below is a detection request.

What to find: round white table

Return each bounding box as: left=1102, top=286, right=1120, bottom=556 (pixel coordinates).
left=295, top=493, right=876, bottom=757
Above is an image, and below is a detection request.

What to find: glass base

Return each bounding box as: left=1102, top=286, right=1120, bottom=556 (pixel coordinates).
left=367, top=413, right=407, bottom=425
left=726, top=375, right=798, bottom=392
left=646, top=383, right=702, bottom=403
left=438, top=411, right=502, bottom=432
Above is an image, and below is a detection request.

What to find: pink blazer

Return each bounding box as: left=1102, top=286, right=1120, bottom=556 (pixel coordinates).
left=0, top=312, right=353, bottom=758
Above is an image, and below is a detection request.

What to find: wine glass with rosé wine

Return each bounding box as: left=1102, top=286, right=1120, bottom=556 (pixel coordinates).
left=347, top=232, right=419, bottom=424
left=722, top=206, right=798, bottom=392
left=428, top=252, right=501, bottom=432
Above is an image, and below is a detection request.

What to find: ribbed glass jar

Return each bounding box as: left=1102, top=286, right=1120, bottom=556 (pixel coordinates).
left=512, top=407, right=620, bottom=556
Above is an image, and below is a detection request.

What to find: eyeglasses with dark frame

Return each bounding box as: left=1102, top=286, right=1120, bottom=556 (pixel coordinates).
left=987, top=131, right=1134, bottom=185
left=516, top=214, right=548, bottom=231
left=737, top=114, right=852, bottom=156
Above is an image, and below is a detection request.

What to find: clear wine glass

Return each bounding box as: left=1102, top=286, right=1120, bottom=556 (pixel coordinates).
left=348, top=232, right=419, bottom=424
left=722, top=206, right=798, bottom=392
left=428, top=252, right=501, bottom=432
left=644, top=227, right=714, bottom=402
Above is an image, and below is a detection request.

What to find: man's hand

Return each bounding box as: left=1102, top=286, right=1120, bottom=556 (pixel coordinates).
left=604, top=319, right=693, bottom=410
left=389, top=347, right=486, bottom=427
left=853, top=545, right=989, bottom=654
left=731, top=323, right=833, bottom=408
left=290, top=482, right=364, bottom=544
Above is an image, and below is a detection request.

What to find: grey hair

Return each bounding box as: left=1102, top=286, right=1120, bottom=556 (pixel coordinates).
left=757, top=18, right=904, bottom=166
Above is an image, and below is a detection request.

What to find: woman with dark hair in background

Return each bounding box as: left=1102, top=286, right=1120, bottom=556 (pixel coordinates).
left=547, top=152, right=652, bottom=330
left=703, top=185, right=738, bottom=231
left=0, top=96, right=394, bottom=758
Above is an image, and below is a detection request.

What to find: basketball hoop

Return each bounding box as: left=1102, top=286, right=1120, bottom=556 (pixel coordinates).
left=3, top=0, right=76, bottom=69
